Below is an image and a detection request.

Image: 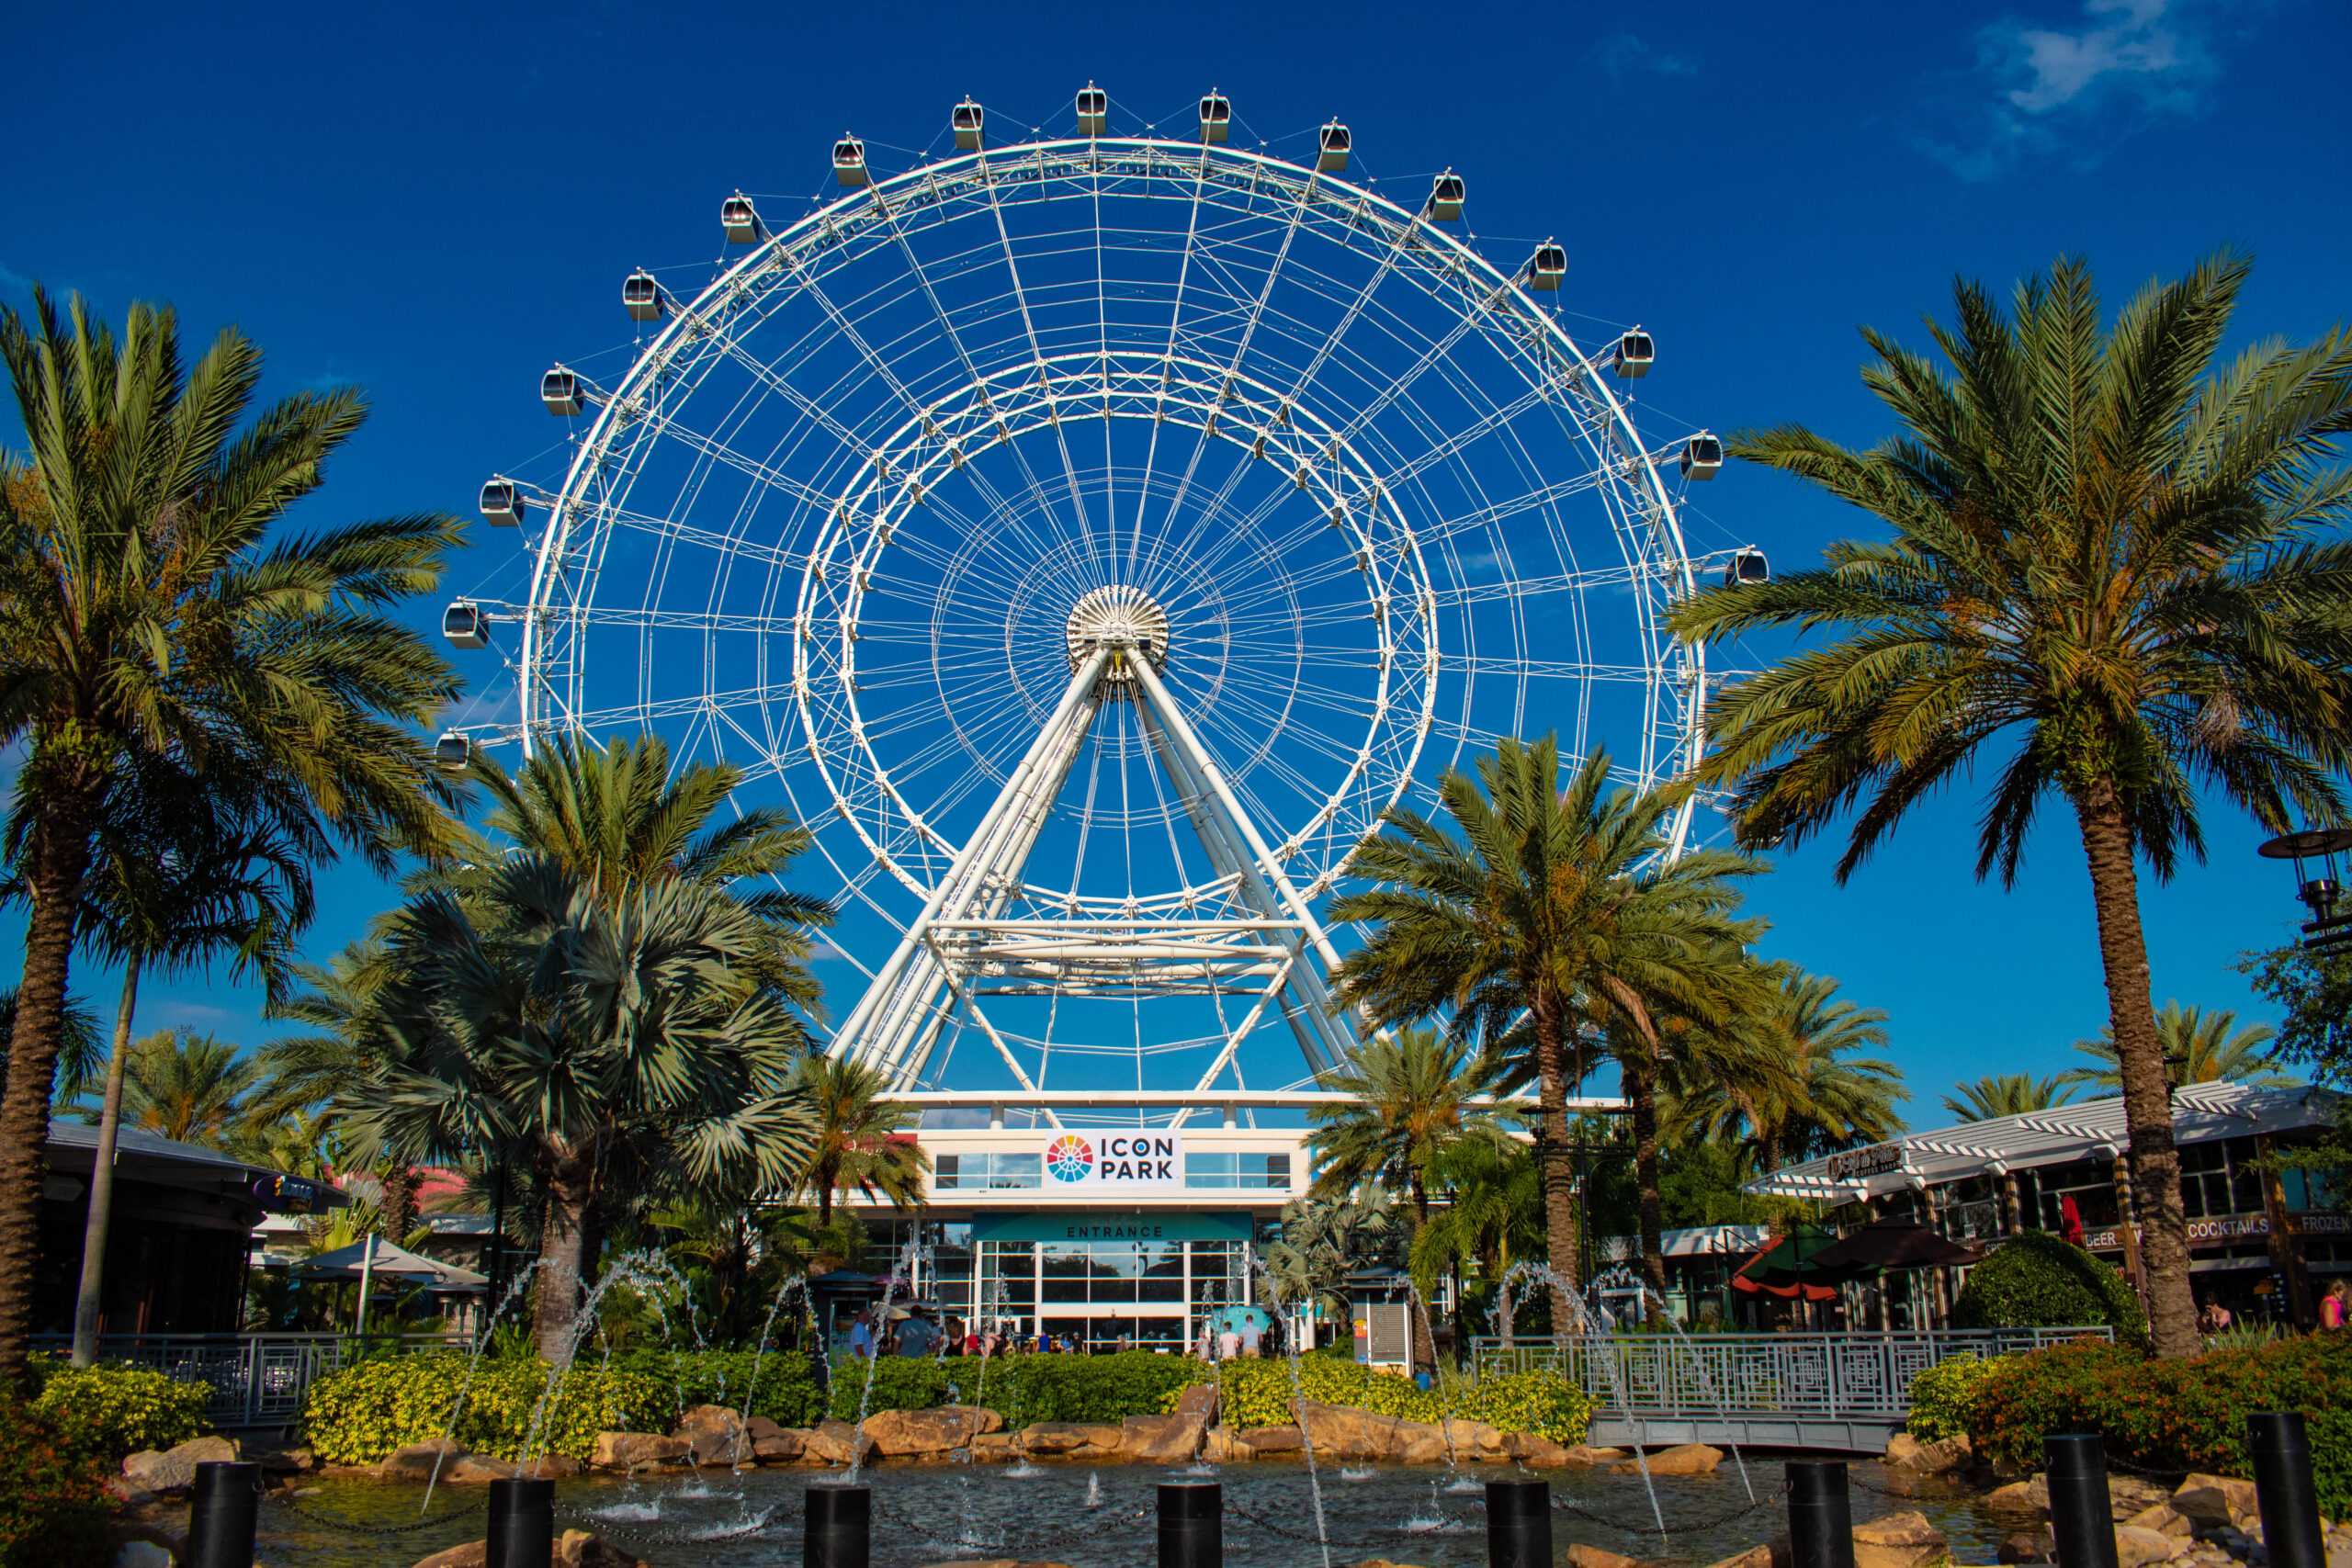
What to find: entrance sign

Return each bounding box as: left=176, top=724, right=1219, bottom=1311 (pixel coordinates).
left=970, top=1211, right=1250, bottom=1244
left=1035, top=1130, right=1184, bottom=1189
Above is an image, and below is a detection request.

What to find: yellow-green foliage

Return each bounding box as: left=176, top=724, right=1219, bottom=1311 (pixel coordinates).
left=32, top=1366, right=210, bottom=1461
left=301, top=1355, right=673, bottom=1465
left=1905, top=1354, right=2007, bottom=1441
left=1160, top=1359, right=1593, bottom=1444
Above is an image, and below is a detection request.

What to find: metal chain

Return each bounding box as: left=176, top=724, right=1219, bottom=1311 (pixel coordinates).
left=555, top=1504, right=796, bottom=1547
left=1221, top=1498, right=1398, bottom=1551
left=1553, top=1485, right=1790, bottom=1536
left=262, top=1494, right=489, bottom=1536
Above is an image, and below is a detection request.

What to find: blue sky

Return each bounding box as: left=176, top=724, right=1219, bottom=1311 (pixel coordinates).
left=3, top=0, right=2346, bottom=1121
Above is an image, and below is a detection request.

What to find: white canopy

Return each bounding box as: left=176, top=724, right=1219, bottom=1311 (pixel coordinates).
left=300, top=1235, right=486, bottom=1292
left=1747, top=1079, right=2341, bottom=1201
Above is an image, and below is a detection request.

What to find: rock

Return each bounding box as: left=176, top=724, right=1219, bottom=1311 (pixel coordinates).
left=443, top=1456, right=517, bottom=1483
left=122, top=1435, right=242, bottom=1495
left=412, top=1545, right=487, bottom=1568
left=2113, top=1476, right=2175, bottom=1513
left=251, top=1446, right=313, bottom=1473
left=1200, top=1427, right=1255, bottom=1463
left=2127, top=1505, right=2195, bottom=1540
left=1886, top=1433, right=1929, bottom=1468
left=105, top=1477, right=159, bottom=1507
left=1293, top=1400, right=1408, bottom=1461
left=744, top=1416, right=786, bottom=1442
left=1851, top=1509, right=1950, bottom=1568
left=800, top=1421, right=878, bottom=1467
left=1442, top=1419, right=1507, bottom=1459
left=1702, top=1544, right=1788, bottom=1568
left=1567, top=1546, right=1645, bottom=1568
left=1886, top=1432, right=1973, bottom=1472
left=1989, top=1477, right=2053, bottom=1515
left=114, top=1544, right=175, bottom=1568
left=1017, top=1422, right=1122, bottom=1456
left=1391, top=1419, right=1451, bottom=1465
left=1619, top=1442, right=1723, bottom=1476
left=753, top=1431, right=807, bottom=1462
left=519, top=1454, right=583, bottom=1478
left=557, top=1529, right=644, bottom=1568
left=1175, top=1383, right=1219, bottom=1423
left=970, top=1433, right=1022, bottom=1459
left=1119, top=1415, right=1206, bottom=1462
left=378, top=1439, right=471, bottom=1482
left=1562, top=1444, right=1629, bottom=1467
left=672, top=1404, right=752, bottom=1464
left=1511, top=1435, right=1573, bottom=1467
left=1242, top=1426, right=1303, bottom=1454
left=2175, top=1476, right=2262, bottom=1528
left=1999, top=1529, right=2054, bottom=1563
left=590, top=1431, right=689, bottom=1470
left=2117, top=1526, right=2192, bottom=1568
left=864, top=1406, right=1003, bottom=1456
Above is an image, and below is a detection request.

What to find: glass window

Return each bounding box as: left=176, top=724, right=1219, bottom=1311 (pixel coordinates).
left=1187, top=1153, right=1237, bottom=1188
left=1140, top=1240, right=1183, bottom=1302
left=934, top=1153, right=1042, bottom=1190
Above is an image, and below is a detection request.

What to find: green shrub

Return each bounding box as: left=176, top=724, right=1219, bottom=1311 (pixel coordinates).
left=1951, top=1232, right=2148, bottom=1342
left=1905, top=1354, right=2006, bottom=1440
left=0, top=1402, right=117, bottom=1568
left=30, top=1364, right=211, bottom=1461
left=826, top=1350, right=1202, bottom=1429
left=1965, top=1336, right=2352, bottom=1519
left=1157, top=1358, right=1594, bottom=1444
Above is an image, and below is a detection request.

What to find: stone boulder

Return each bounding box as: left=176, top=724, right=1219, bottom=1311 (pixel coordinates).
left=2113, top=1526, right=2190, bottom=1568
left=1017, top=1422, right=1123, bottom=1456
left=867, top=1407, right=998, bottom=1458
left=2109, top=1475, right=2174, bottom=1516
left=1566, top=1546, right=1645, bottom=1568
left=1441, top=1419, right=1508, bottom=1460
left=379, top=1438, right=470, bottom=1482
left=1616, top=1443, right=1723, bottom=1476
left=557, top=1529, right=645, bottom=1568
left=1119, top=1415, right=1205, bottom=1463
left=800, top=1420, right=878, bottom=1467
left=1562, top=1444, right=1629, bottom=1467
left=1702, top=1543, right=1789, bottom=1568
left=1510, top=1435, right=1573, bottom=1467
left=1174, top=1383, right=1219, bottom=1424
left=520, top=1455, right=584, bottom=1478
left=2123, top=1504, right=2193, bottom=1540
left=970, top=1432, right=1023, bottom=1460
left=1998, top=1529, right=2053, bottom=1563
left=1887, top=1432, right=1973, bottom=1473
left=672, top=1404, right=752, bottom=1464
left=1851, top=1510, right=1949, bottom=1568
left=1241, top=1425, right=1302, bottom=1454
left=1986, top=1477, right=2052, bottom=1515
left=1200, top=1427, right=1254, bottom=1463
left=122, top=1435, right=242, bottom=1496
left=1292, top=1400, right=1409, bottom=1461
left=590, top=1431, right=689, bottom=1471
left=2172, top=1474, right=2261, bottom=1529
left=753, top=1430, right=807, bottom=1462
left=412, top=1544, right=487, bottom=1568
left=443, top=1456, right=517, bottom=1484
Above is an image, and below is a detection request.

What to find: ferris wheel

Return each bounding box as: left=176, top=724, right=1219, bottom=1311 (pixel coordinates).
left=449, top=89, right=1740, bottom=1100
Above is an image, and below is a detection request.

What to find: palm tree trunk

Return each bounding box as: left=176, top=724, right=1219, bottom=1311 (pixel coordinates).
left=71, top=954, right=142, bottom=1367
left=0, top=790, right=95, bottom=1392
left=2073, top=784, right=2197, bottom=1359
left=532, top=1147, right=596, bottom=1363
left=380, top=1163, right=418, bottom=1244
left=1629, top=1057, right=1668, bottom=1321
left=1530, top=995, right=1581, bottom=1331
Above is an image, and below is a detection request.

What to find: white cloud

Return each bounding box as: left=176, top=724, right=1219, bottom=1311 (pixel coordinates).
left=1596, top=33, right=1702, bottom=78
left=1917, top=0, right=2231, bottom=179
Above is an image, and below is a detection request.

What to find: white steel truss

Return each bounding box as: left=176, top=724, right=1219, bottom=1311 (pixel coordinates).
left=826, top=633, right=1358, bottom=1091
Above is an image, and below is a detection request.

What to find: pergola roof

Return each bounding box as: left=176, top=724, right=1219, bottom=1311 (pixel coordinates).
left=1747, top=1080, right=2342, bottom=1201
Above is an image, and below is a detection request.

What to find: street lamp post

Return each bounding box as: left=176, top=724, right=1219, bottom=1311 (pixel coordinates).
left=2257, top=828, right=2352, bottom=955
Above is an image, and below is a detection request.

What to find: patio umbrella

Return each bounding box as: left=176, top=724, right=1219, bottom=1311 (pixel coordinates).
left=1808, top=1218, right=1982, bottom=1275
left=300, top=1236, right=487, bottom=1332
left=1728, top=1227, right=1845, bottom=1302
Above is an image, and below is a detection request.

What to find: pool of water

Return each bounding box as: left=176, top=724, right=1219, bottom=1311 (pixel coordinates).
left=253, top=1457, right=2008, bottom=1567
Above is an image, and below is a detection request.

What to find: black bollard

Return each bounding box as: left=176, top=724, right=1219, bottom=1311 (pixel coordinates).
left=2250, top=1412, right=2326, bottom=1568
left=1159, top=1480, right=1222, bottom=1568
left=1786, top=1459, right=1856, bottom=1568
left=187, top=1461, right=259, bottom=1568
left=486, top=1476, right=556, bottom=1568
left=805, top=1482, right=871, bottom=1568
left=1487, top=1478, right=1553, bottom=1568
left=2044, top=1434, right=2120, bottom=1568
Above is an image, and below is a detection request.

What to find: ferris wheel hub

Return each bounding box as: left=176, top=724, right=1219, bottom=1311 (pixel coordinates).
left=1064, top=585, right=1170, bottom=696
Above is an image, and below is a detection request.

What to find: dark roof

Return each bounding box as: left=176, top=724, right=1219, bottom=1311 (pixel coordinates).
left=44, top=1120, right=350, bottom=1211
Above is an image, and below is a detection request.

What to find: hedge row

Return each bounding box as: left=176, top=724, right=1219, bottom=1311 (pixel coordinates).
left=1916, top=1337, right=2352, bottom=1520
left=1163, top=1357, right=1595, bottom=1443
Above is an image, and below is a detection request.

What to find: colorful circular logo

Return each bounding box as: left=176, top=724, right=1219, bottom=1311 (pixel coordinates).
left=1046, top=1135, right=1094, bottom=1182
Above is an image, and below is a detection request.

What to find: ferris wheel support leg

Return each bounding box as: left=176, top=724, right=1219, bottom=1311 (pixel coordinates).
left=829, top=646, right=1114, bottom=1080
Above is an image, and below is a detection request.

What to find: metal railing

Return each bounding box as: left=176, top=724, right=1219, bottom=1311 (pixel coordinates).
left=1469, top=1326, right=2111, bottom=1420
left=33, top=1332, right=469, bottom=1427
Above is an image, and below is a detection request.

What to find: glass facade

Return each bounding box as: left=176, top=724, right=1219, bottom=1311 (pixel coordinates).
left=1183, top=1152, right=1292, bottom=1189
left=977, top=1236, right=1250, bottom=1349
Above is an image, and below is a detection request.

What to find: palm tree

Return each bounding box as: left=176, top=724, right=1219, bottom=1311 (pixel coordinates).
left=2063, top=1002, right=2294, bottom=1091
left=1261, top=1183, right=1399, bottom=1323
left=349, top=855, right=818, bottom=1361
left=1668, top=253, right=2352, bottom=1358
left=793, top=1054, right=930, bottom=1225
left=112, top=1030, right=259, bottom=1146
left=0, top=988, right=103, bottom=1107
left=26, top=761, right=312, bottom=1365
left=1332, top=737, right=1768, bottom=1320
left=1409, top=1137, right=1544, bottom=1348
left=1677, top=966, right=1906, bottom=1172
left=1306, top=1027, right=1516, bottom=1223
left=1943, top=1074, right=2075, bottom=1122
left=0, top=289, right=464, bottom=1385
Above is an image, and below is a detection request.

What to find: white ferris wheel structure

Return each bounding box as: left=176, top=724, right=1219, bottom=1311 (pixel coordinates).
left=445, top=88, right=1757, bottom=1110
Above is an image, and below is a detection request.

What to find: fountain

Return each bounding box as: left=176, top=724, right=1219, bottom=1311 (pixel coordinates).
left=1590, top=1263, right=1758, bottom=1506
left=1247, top=1254, right=1333, bottom=1568
left=1499, top=1258, right=1667, bottom=1540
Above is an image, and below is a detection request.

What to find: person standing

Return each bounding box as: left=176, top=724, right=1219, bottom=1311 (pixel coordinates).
left=1238, top=1315, right=1262, bottom=1359
left=848, top=1308, right=876, bottom=1360
left=2323, top=1279, right=2347, bottom=1331
left=1216, top=1320, right=1241, bottom=1361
